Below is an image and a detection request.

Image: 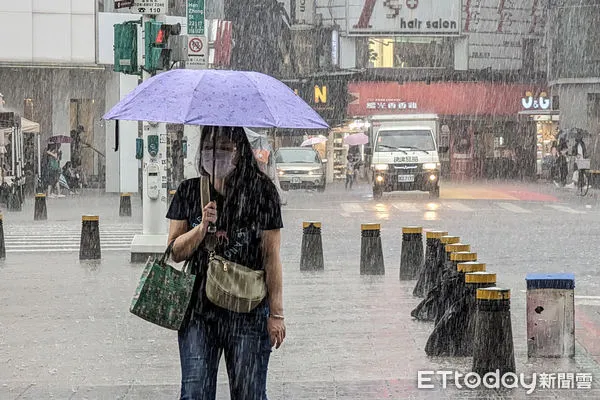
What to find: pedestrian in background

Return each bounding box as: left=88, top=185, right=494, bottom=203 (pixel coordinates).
left=166, top=125, right=285, bottom=400
left=46, top=143, right=64, bottom=198
left=345, top=154, right=356, bottom=190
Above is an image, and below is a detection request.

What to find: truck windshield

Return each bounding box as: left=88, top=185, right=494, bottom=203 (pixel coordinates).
left=375, top=130, right=435, bottom=152
left=275, top=148, right=321, bottom=163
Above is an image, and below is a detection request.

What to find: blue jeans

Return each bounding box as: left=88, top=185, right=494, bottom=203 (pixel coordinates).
left=178, top=307, right=271, bottom=400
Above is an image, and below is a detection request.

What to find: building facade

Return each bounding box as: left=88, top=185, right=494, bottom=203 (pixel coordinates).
left=547, top=0, right=600, bottom=168
left=0, top=0, right=108, bottom=188
left=282, top=0, right=553, bottom=180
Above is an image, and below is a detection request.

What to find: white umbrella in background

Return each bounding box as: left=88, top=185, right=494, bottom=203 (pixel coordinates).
left=344, top=132, right=369, bottom=146
left=301, top=135, right=328, bottom=147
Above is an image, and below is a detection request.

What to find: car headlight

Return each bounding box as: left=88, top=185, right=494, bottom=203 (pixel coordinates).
left=278, top=169, right=285, bottom=176
left=423, top=163, right=440, bottom=170
left=374, top=164, right=388, bottom=171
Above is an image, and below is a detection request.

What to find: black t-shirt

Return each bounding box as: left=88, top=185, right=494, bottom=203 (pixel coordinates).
left=166, top=175, right=283, bottom=313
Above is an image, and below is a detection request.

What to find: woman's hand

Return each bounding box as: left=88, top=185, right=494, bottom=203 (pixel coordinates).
left=267, top=316, right=286, bottom=349
left=199, top=201, right=217, bottom=233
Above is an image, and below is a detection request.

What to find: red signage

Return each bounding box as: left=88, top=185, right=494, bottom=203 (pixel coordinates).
left=347, top=81, right=548, bottom=117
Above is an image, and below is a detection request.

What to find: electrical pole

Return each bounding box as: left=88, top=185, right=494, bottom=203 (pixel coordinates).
left=113, top=1, right=203, bottom=260
left=129, top=6, right=170, bottom=262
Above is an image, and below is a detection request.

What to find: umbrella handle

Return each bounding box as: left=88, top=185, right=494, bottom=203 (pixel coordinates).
left=208, top=127, right=218, bottom=234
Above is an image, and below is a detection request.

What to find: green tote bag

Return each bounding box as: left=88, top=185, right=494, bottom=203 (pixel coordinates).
left=130, top=241, right=196, bottom=330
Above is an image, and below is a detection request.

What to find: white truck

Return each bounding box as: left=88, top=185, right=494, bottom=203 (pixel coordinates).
left=367, top=114, right=441, bottom=199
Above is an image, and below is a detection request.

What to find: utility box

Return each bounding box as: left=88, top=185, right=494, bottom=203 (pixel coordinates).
left=526, top=273, right=575, bottom=358
left=114, top=22, right=139, bottom=75
left=168, top=35, right=189, bottom=62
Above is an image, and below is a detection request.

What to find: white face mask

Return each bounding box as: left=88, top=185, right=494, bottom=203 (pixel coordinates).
left=201, top=150, right=236, bottom=179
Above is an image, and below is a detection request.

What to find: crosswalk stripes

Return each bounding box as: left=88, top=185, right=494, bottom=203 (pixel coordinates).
left=545, top=204, right=585, bottom=214
left=330, top=201, right=591, bottom=216
left=3, top=224, right=141, bottom=253
left=341, top=203, right=364, bottom=213
left=391, top=202, right=420, bottom=212
left=496, top=202, right=532, bottom=214
left=443, top=202, right=474, bottom=212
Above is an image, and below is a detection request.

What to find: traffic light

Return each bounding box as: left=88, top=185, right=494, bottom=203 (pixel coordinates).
left=145, top=21, right=182, bottom=73
left=113, top=21, right=139, bottom=75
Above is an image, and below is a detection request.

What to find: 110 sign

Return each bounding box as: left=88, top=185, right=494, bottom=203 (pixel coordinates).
left=132, top=1, right=167, bottom=14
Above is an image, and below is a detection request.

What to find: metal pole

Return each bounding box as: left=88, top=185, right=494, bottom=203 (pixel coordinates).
left=37, top=133, right=41, bottom=181
left=11, top=128, right=15, bottom=177
left=130, top=12, right=170, bottom=261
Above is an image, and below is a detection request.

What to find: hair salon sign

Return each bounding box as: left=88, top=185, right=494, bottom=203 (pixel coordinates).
left=522, top=91, right=551, bottom=111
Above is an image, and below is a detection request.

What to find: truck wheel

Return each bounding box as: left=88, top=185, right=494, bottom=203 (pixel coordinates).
left=373, top=187, right=383, bottom=200
left=429, top=185, right=440, bottom=198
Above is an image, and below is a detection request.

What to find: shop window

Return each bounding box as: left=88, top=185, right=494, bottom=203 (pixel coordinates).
left=368, top=37, right=453, bottom=68
left=588, top=93, right=600, bottom=133
left=453, top=130, right=472, bottom=154
left=588, top=93, right=600, bottom=118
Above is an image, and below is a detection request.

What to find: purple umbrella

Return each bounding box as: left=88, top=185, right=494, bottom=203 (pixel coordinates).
left=103, top=69, right=328, bottom=129
left=344, top=133, right=369, bottom=146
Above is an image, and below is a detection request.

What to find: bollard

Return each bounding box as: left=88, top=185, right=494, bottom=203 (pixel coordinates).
left=410, top=235, right=461, bottom=321
left=436, top=236, right=460, bottom=285
left=434, top=252, right=478, bottom=325
left=472, top=288, right=515, bottom=376
left=80, top=215, right=101, bottom=260
left=34, top=193, right=47, bottom=221
left=526, top=273, right=575, bottom=358
left=0, top=214, right=5, bottom=260
left=7, top=189, right=21, bottom=212
left=300, top=222, right=324, bottom=271
left=119, top=193, right=132, bottom=217
left=413, top=230, right=448, bottom=297
left=425, top=271, right=496, bottom=356
left=399, top=226, right=424, bottom=281
left=444, top=243, right=470, bottom=272
left=360, top=223, right=385, bottom=275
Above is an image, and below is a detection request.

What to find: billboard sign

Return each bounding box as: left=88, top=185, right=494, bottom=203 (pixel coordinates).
left=347, top=0, right=461, bottom=36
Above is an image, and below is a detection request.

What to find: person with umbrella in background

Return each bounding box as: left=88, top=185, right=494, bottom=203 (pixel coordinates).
left=166, top=126, right=285, bottom=400
left=46, top=143, right=64, bottom=198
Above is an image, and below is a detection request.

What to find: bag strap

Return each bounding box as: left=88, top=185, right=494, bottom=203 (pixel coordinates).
left=160, top=239, right=176, bottom=265
left=201, top=176, right=217, bottom=253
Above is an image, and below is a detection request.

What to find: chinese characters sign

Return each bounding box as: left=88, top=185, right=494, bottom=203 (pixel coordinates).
left=187, top=0, right=205, bottom=35
left=131, top=1, right=167, bottom=14
left=366, top=100, right=418, bottom=110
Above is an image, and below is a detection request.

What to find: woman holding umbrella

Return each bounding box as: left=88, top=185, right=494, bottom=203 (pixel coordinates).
left=166, top=126, right=285, bottom=400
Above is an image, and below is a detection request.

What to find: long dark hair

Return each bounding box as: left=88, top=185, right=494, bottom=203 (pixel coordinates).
left=197, top=126, right=280, bottom=223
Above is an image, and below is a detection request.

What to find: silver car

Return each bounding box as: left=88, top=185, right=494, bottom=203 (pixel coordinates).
left=275, top=147, right=326, bottom=192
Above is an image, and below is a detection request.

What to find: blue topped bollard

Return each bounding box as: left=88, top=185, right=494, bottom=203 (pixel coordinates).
left=526, top=273, right=575, bottom=358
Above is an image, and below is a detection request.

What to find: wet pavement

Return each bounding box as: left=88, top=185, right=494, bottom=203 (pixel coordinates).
left=2, top=181, right=600, bottom=399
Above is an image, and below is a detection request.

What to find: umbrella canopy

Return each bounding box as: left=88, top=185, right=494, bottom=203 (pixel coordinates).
left=301, top=135, right=328, bottom=147
left=48, top=135, right=72, bottom=144
left=344, top=132, right=369, bottom=146
left=103, top=69, right=329, bottom=129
